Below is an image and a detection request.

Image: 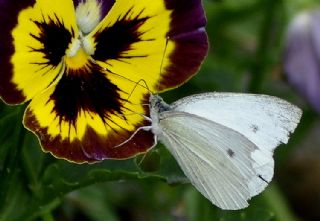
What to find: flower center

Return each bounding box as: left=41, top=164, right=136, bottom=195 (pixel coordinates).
left=65, top=47, right=90, bottom=71
left=65, top=0, right=102, bottom=64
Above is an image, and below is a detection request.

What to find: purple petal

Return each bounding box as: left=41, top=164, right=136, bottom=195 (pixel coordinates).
left=0, top=0, right=36, bottom=104
left=165, top=0, right=206, bottom=37
left=284, top=10, right=320, bottom=112
left=158, top=0, right=208, bottom=90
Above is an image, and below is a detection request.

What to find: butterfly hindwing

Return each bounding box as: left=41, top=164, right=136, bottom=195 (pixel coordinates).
left=158, top=111, right=258, bottom=210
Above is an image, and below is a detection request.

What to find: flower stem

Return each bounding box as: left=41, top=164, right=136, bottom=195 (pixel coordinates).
left=248, top=0, right=285, bottom=93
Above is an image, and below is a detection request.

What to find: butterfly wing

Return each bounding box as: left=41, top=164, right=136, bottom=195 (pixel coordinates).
left=158, top=111, right=258, bottom=210
left=170, top=93, right=302, bottom=196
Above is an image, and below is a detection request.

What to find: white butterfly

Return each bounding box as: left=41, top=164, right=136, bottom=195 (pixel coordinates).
left=147, top=92, right=302, bottom=210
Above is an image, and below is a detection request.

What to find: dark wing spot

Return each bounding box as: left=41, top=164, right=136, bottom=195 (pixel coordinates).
left=251, top=124, right=259, bottom=133
left=93, top=8, right=153, bottom=61
left=30, top=14, right=73, bottom=67
left=49, top=62, right=125, bottom=128
left=227, top=149, right=235, bottom=158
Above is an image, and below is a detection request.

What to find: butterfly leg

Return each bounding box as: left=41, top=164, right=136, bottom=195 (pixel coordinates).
left=113, top=125, right=153, bottom=148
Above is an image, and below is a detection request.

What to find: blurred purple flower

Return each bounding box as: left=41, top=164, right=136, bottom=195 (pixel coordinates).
left=284, top=10, right=320, bottom=113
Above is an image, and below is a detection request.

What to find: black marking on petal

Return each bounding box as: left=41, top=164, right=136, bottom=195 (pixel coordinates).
left=258, top=175, right=269, bottom=184
left=30, top=14, right=73, bottom=67
left=227, top=149, right=235, bottom=158
left=49, top=62, right=126, bottom=127
left=93, top=8, right=153, bottom=61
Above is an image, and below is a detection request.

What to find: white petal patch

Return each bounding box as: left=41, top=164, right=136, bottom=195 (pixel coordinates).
left=66, top=38, right=82, bottom=57
left=76, top=0, right=102, bottom=34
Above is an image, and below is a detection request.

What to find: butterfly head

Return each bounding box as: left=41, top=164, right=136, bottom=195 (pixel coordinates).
left=150, top=94, right=171, bottom=113
left=149, top=94, right=171, bottom=135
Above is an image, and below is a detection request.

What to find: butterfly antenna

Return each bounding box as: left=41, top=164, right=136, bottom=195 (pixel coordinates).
left=99, top=62, right=149, bottom=92
left=125, top=78, right=151, bottom=105
left=156, top=36, right=170, bottom=91
left=116, top=79, right=150, bottom=121
left=100, top=64, right=150, bottom=107
left=114, top=79, right=152, bottom=121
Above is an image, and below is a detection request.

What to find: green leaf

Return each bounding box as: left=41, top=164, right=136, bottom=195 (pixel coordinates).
left=2, top=143, right=185, bottom=220
left=185, top=187, right=276, bottom=221
left=0, top=107, right=23, bottom=169
left=62, top=187, right=119, bottom=221
left=0, top=106, right=29, bottom=221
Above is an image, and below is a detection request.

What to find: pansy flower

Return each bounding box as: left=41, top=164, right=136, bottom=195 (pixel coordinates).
left=0, top=0, right=208, bottom=163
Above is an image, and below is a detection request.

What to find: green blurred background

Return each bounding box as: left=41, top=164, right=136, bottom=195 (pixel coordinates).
left=1, top=0, right=320, bottom=220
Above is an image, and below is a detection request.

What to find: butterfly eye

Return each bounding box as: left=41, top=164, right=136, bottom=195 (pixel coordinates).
left=157, top=100, right=171, bottom=113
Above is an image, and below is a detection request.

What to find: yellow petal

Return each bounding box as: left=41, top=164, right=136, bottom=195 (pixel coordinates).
left=24, top=56, right=154, bottom=163
left=0, top=0, right=79, bottom=104
left=83, top=0, right=175, bottom=93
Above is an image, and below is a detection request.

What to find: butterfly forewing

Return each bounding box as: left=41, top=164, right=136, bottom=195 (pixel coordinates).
left=171, top=93, right=302, bottom=151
